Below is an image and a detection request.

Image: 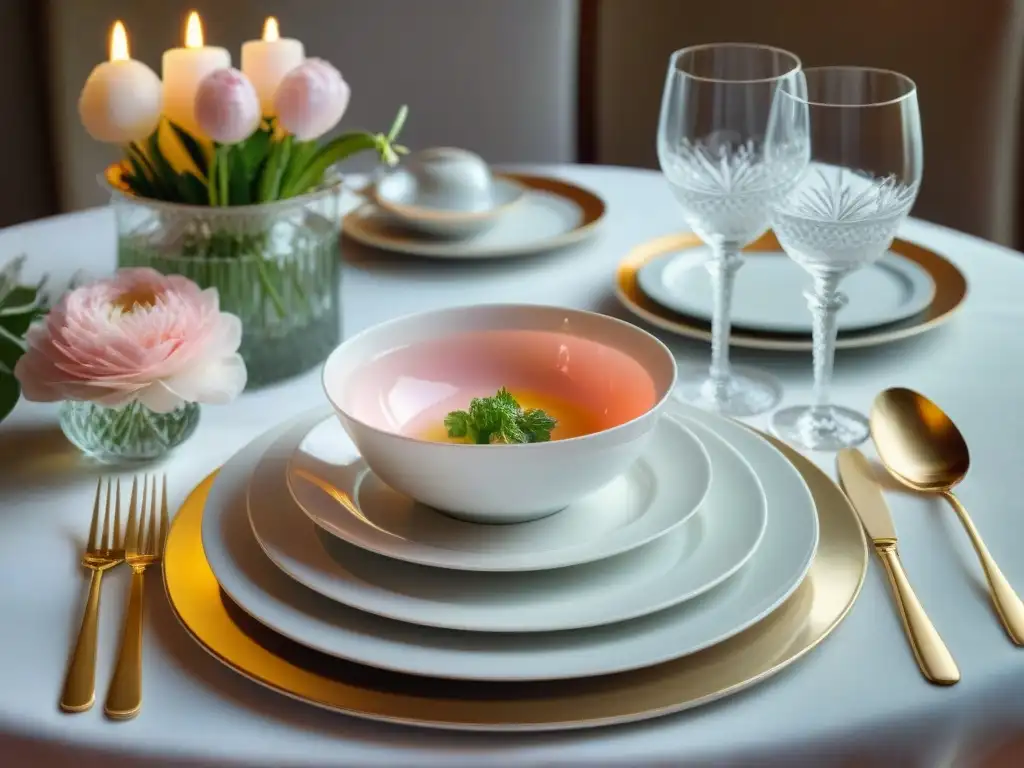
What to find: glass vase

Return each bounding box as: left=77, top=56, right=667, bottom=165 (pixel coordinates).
left=60, top=400, right=200, bottom=464
left=107, top=176, right=343, bottom=388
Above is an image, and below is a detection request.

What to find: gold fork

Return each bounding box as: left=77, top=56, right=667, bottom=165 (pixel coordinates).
left=60, top=478, right=125, bottom=713
left=104, top=475, right=168, bottom=720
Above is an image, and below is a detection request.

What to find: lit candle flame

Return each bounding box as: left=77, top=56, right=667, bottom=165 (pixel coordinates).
left=263, top=16, right=280, bottom=42
left=109, top=20, right=129, bottom=61
left=185, top=10, right=204, bottom=48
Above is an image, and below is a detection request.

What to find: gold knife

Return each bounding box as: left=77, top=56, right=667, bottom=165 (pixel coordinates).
left=837, top=448, right=960, bottom=686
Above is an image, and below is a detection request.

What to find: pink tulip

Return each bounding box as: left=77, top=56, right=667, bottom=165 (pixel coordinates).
left=15, top=268, right=247, bottom=413
left=194, top=68, right=261, bottom=144
left=274, top=58, right=350, bottom=140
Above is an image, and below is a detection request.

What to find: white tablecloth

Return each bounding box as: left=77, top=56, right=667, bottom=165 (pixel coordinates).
left=2, top=165, right=1023, bottom=767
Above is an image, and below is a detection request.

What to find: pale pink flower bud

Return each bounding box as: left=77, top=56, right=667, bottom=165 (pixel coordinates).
left=14, top=268, right=247, bottom=412
left=274, top=58, right=350, bottom=141
left=194, top=68, right=261, bottom=144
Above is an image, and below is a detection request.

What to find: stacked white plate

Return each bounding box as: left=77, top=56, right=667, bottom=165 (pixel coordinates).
left=198, top=401, right=820, bottom=684
left=638, top=241, right=937, bottom=335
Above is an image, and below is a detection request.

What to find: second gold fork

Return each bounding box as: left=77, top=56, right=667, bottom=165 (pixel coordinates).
left=104, top=475, right=168, bottom=720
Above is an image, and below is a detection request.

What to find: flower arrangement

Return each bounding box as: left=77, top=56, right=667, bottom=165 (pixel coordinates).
left=14, top=268, right=245, bottom=461
left=78, top=15, right=409, bottom=387
left=80, top=19, right=407, bottom=208
left=0, top=256, right=47, bottom=423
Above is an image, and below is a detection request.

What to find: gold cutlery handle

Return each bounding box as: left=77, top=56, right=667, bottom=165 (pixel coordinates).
left=60, top=569, right=104, bottom=712
left=877, top=544, right=960, bottom=685
left=943, top=491, right=1024, bottom=645
left=105, top=567, right=145, bottom=719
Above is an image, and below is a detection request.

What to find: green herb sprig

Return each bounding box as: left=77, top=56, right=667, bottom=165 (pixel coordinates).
left=444, top=388, right=557, bottom=445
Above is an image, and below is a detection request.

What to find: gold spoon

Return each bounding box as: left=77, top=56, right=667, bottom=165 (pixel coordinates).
left=870, top=387, right=1024, bottom=645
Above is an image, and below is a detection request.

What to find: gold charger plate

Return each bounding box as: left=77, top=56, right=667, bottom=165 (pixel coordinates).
left=342, top=173, right=605, bottom=259
left=616, top=231, right=968, bottom=352
left=163, top=430, right=868, bottom=732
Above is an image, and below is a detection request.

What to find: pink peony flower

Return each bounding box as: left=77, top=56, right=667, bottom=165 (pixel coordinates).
left=274, top=58, right=350, bottom=141
left=194, top=68, right=261, bottom=144
left=14, top=268, right=246, bottom=413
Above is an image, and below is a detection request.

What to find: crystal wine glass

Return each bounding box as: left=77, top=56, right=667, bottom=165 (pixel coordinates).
left=657, top=43, right=808, bottom=416
left=769, top=67, right=923, bottom=451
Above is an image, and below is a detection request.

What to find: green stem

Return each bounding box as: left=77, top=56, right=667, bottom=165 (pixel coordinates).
left=218, top=146, right=230, bottom=206
left=207, top=151, right=219, bottom=206
left=254, top=258, right=288, bottom=319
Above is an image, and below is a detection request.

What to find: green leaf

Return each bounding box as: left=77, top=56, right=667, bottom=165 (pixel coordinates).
left=124, top=156, right=156, bottom=198
left=258, top=135, right=293, bottom=202
left=0, top=285, right=43, bottom=312
left=0, top=372, right=19, bottom=425
left=228, top=145, right=251, bottom=205
left=0, top=325, right=25, bottom=372
left=444, top=410, right=470, bottom=439
left=493, top=418, right=526, bottom=445
left=147, top=131, right=180, bottom=201
left=126, top=143, right=163, bottom=198
left=279, top=140, right=319, bottom=194
left=281, top=132, right=376, bottom=198
left=519, top=408, right=557, bottom=443
left=122, top=172, right=152, bottom=198
left=175, top=172, right=208, bottom=205
left=127, top=142, right=154, bottom=173
left=240, top=128, right=272, bottom=181
left=168, top=121, right=209, bottom=178
left=0, top=309, right=38, bottom=341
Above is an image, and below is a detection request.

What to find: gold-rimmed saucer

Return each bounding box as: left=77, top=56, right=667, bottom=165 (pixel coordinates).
left=343, top=174, right=606, bottom=259
left=616, top=231, right=968, bottom=352
left=162, top=429, right=867, bottom=732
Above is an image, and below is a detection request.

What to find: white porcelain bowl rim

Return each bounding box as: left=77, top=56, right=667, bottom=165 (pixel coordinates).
left=375, top=174, right=526, bottom=221
left=321, top=304, right=679, bottom=451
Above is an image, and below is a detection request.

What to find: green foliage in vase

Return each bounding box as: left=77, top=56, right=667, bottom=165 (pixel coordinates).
left=0, top=256, right=47, bottom=423
left=115, top=105, right=409, bottom=207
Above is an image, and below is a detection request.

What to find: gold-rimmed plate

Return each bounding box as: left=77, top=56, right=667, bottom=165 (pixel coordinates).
left=163, top=422, right=867, bottom=731
left=616, top=231, right=967, bottom=352
left=343, top=174, right=605, bottom=259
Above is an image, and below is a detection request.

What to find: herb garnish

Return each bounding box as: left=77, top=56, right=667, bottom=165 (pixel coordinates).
left=444, top=388, right=557, bottom=444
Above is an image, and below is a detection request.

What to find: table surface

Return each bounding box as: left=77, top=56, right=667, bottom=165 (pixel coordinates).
left=2, top=165, right=1023, bottom=767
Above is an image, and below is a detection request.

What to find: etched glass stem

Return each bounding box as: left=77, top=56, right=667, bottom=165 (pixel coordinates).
left=706, top=243, right=743, bottom=403
left=806, top=271, right=847, bottom=424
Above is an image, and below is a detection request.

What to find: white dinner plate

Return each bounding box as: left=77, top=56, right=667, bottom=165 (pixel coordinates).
left=286, top=412, right=712, bottom=573
left=637, top=246, right=936, bottom=333
left=200, top=404, right=818, bottom=681
left=342, top=174, right=605, bottom=259
left=248, top=415, right=767, bottom=633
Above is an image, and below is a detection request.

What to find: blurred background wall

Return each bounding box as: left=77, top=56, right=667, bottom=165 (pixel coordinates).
left=583, top=0, right=1024, bottom=248
left=1, top=1, right=1022, bottom=247
left=0, top=1, right=56, bottom=227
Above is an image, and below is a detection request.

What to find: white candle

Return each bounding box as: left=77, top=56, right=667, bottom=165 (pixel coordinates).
left=161, top=11, right=230, bottom=137
left=241, top=17, right=305, bottom=116
left=78, top=21, right=162, bottom=144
